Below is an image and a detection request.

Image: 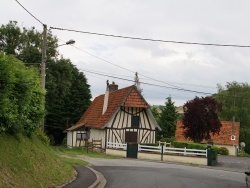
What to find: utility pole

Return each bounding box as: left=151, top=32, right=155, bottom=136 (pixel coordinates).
left=41, top=24, right=47, bottom=131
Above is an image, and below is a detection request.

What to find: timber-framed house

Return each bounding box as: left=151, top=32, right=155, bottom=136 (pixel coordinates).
left=66, top=81, right=161, bottom=149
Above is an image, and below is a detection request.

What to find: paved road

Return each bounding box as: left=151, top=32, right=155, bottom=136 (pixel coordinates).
left=217, top=155, right=250, bottom=172
left=85, top=158, right=246, bottom=188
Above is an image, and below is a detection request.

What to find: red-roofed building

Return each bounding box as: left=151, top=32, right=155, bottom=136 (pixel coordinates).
left=175, top=120, right=240, bottom=156
left=65, top=82, right=161, bottom=149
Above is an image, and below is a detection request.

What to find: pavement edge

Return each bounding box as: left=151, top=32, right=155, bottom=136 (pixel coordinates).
left=88, top=166, right=107, bottom=188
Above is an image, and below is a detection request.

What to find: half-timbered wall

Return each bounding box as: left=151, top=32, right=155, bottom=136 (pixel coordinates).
left=106, top=107, right=156, bottom=144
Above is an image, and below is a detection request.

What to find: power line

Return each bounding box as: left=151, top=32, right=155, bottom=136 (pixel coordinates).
left=82, top=69, right=250, bottom=101
left=14, top=0, right=44, bottom=25
left=83, top=69, right=213, bottom=95
left=50, top=26, right=250, bottom=48
left=69, top=43, right=215, bottom=90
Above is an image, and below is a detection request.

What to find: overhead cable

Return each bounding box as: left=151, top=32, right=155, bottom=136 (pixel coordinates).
left=14, top=0, right=44, bottom=25
left=50, top=26, right=250, bottom=48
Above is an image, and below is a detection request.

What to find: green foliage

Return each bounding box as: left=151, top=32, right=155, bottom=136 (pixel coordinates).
left=45, top=59, right=91, bottom=144
left=140, top=143, right=158, bottom=146
left=0, top=53, right=45, bottom=135
left=0, top=20, right=58, bottom=65
left=216, top=82, right=250, bottom=154
left=0, top=134, right=76, bottom=188
left=35, top=129, right=50, bottom=145
left=1, top=21, right=92, bottom=145
left=150, top=106, right=160, bottom=124
left=160, top=137, right=175, bottom=143
left=218, top=147, right=229, bottom=155
left=182, top=96, right=222, bottom=143
left=158, top=97, right=179, bottom=138
left=238, top=150, right=250, bottom=157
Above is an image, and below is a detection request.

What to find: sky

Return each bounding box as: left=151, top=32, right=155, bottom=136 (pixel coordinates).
left=1, top=0, right=250, bottom=107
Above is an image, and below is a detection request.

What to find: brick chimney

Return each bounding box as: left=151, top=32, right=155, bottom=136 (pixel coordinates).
left=109, top=81, right=118, bottom=92
left=102, top=81, right=118, bottom=114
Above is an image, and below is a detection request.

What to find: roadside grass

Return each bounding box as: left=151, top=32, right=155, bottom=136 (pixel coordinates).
left=0, top=134, right=87, bottom=188
left=57, top=146, right=120, bottom=159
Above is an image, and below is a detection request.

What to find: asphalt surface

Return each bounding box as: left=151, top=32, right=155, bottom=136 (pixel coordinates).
left=63, top=166, right=96, bottom=188
left=62, top=155, right=250, bottom=188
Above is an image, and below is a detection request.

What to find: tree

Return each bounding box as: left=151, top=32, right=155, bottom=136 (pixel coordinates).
left=158, top=97, right=179, bottom=138
left=1, top=21, right=92, bottom=144
left=0, top=20, right=58, bottom=66
left=45, top=59, right=91, bottom=144
left=216, top=81, right=250, bottom=153
left=182, top=96, right=222, bottom=143
left=0, top=53, right=45, bottom=136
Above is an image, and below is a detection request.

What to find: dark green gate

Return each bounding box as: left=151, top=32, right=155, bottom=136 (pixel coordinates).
left=127, top=143, right=138, bottom=158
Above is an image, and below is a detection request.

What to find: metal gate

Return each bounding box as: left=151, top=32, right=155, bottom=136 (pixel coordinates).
left=126, top=143, right=138, bottom=158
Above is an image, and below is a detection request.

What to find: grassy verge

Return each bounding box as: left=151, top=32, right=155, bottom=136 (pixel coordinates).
left=57, top=146, right=120, bottom=159
left=0, top=134, right=86, bottom=188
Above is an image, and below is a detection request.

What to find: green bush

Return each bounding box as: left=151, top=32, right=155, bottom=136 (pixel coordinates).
left=35, top=129, right=50, bottom=145
left=160, top=137, right=175, bottom=143
left=62, top=137, right=67, bottom=147
left=218, top=147, right=229, bottom=155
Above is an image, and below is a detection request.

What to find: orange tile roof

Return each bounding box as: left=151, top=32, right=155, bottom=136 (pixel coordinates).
left=66, top=85, right=149, bottom=131
left=175, top=120, right=240, bottom=145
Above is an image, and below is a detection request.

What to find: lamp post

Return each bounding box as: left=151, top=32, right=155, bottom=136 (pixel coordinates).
left=40, top=31, right=75, bottom=131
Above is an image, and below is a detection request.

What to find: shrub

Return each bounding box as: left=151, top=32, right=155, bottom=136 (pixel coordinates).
left=62, top=137, right=67, bottom=147
left=36, top=129, right=50, bottom=145
left=160, top=137, right=175, bottom=143
left=218, top=147, right=229, bottom=155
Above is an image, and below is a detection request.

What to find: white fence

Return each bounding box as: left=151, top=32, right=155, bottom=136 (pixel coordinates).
left=107, top=142, right=127, bottom=150
left=107, top=142, right=207, bottom=157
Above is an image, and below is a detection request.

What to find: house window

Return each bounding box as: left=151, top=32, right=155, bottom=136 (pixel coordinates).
left=76, top=133, right=86, bottom=140
left=131, top=116, right=140, bottom=128
left=125, top=131, right=137, bottom=143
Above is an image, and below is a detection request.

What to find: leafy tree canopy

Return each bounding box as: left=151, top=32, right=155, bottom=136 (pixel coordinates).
left=0, top=20, right=58, bottom=65
left=0, top=53, right=45, bottom=136
left=158, top=97, right=179, bottom=139
left=182, top=96, right=222, bottom=143
left=1, top=21, right=92, bottom=144
left=45, top=59, right=91, bottom=144
left=216, top=81, right=250, bottom=153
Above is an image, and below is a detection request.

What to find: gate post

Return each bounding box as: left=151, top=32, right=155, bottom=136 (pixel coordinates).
left=207, top=145, right=212, bottom=166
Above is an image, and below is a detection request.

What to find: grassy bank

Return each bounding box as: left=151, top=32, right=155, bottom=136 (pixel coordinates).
left=0, top=134, right=81, bottom=188
left=57, top=146, right=119, bottom=159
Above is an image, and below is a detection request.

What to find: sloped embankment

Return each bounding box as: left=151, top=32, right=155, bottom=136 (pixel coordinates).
left=0, top=134, right=75, bottom=188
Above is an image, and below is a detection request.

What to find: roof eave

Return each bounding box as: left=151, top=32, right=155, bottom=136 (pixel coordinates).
left=147, top=108, right=162, bottom=131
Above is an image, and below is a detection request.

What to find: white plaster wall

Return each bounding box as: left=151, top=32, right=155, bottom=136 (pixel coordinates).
left=67, top=131, right=73, bottom=148
left=67, top=131, right=86, bottom=148
left=214, top=144, right=238, bottom=156
left=106, top=149, right=126, bottom=157
left=89, top=129, right=106, bottom=148
left=138, top=152, right=206, bottom=165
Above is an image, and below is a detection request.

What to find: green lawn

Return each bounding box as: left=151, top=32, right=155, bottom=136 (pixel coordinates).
left=57, top=146, right=120, bottom=159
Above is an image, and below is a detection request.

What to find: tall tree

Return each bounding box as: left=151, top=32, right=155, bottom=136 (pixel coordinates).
left=182, top=96, right=222, bottom=143
left=0, top=21, right=92, bottom=144
left=0, top=21, right=58, bottom=65
left=0, top=53, right=45, bottom=136
left=159, top=97, right=179, bottom=138
left=45, top=59, right=91, bottom=144
left=216, top=81, right=250, bottom=153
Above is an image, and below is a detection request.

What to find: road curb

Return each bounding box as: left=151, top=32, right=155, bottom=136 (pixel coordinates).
left=88, top=166, right=106, bottom=188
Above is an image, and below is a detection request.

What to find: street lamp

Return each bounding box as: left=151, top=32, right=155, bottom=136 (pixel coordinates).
left=57, top=39, right=76, bottom=47
left=41, top=34, right=75, bottom=131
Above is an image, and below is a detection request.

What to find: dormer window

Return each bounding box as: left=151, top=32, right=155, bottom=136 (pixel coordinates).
left=131, top=116, right=140, bottom=128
